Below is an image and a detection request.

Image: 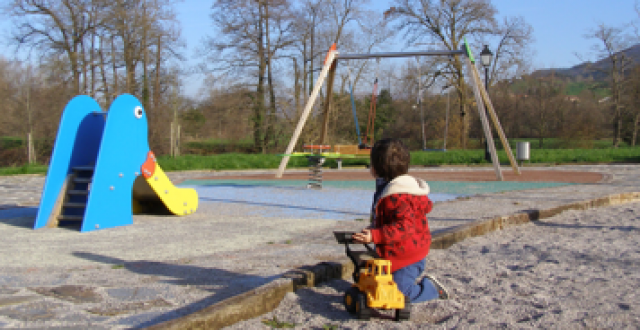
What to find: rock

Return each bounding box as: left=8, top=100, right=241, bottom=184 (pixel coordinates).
left=0, top=301, right=64, bottom=321
left=0, top=296, right=40, bottom=307
left=30, top=285, right=102, bottom=303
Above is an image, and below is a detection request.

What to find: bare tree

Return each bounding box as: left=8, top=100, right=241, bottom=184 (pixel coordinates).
left=585, top=23, right=635, bottom=148
left=623, top=65, right=640, bottom=145
left=483, top=16, right=535, bottom=85
left=6, top=0, right=109, bottom=94
left=521, top=74, right=568, bottom=148
left=385, top=0, right=497, bottom=149
left=205, top=0, right=296, bottom=153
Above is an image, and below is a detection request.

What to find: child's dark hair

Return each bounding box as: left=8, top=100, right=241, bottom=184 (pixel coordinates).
left=370, top=138, right=410, bottom=182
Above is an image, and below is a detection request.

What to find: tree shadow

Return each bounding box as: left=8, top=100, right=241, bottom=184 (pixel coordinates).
left=71, top=251, right=282, bottom=328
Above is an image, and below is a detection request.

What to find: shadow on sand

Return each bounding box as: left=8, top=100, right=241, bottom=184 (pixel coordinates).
left=72, top=251, right=283, bottom=328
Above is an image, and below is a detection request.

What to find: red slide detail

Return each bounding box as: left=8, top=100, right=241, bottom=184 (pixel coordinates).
left=141, top=151, right=156, bottom=179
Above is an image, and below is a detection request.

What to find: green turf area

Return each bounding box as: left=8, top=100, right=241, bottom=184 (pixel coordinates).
left=2, top=146, right=639, bottom=176
left=180, top=179, right=574, bottom=195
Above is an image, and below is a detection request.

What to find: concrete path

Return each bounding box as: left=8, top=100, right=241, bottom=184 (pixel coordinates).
left=0, top=165, right=637, bottom=329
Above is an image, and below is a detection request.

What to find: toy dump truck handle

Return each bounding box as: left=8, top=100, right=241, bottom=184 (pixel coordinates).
left=334, top=231, right=382, bottom=284
left=333, top=231, right=356, bottom=244
left=333, top=231, right=378, bottom=255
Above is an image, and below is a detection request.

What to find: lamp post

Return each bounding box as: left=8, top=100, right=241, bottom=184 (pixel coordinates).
left=480, top=45, right=493, bottom=162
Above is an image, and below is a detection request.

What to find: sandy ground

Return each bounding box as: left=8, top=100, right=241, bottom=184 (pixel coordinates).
left=226, top=201, right=640, bottom=329
left=0, top=165, right=637, bottom=328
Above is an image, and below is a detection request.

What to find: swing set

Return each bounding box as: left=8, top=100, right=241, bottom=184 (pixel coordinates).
left=344, top=58, right=381, bottom=149
left=277, top=40, right=520, bottom=181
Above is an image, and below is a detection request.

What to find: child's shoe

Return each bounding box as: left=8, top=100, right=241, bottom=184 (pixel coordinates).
left=424, top=274, right=449, bottom=300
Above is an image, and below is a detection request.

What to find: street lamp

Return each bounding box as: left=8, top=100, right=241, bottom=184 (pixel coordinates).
left=480, top=45, right=493, bottom=162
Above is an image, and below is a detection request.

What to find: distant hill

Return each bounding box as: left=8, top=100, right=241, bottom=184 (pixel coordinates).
left=532, top=43, right=640, bottom=80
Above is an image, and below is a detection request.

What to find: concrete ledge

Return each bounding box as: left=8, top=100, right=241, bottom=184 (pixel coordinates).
left=431, top=192, right=640, bottom=250
left=145, top=278, right=295, bottom=330
left=146, top=191, right=640, bottom=330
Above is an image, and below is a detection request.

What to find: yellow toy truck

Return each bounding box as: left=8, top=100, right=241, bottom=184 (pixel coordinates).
left=334, top=232, right=411, bottom=321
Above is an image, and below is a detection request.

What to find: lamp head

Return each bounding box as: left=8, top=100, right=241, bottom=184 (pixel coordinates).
left=480, top=45, right=493, bottom=67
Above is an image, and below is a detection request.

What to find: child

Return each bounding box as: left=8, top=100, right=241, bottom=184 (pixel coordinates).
left=352, top=138, right=449, bottom=302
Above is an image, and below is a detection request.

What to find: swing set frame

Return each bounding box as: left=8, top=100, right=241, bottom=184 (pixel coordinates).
left=276, top=40, right=520, bottom=181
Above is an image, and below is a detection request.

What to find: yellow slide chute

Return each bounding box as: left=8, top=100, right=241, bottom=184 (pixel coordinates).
left=132, top=152, right=198, bottom=215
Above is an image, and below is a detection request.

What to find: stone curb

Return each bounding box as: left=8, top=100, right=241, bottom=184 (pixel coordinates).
left=145, top=191, right=640, bottom=330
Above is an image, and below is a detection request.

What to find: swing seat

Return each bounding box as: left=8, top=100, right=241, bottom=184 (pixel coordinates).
left=334, top=145, right=371, bottom=156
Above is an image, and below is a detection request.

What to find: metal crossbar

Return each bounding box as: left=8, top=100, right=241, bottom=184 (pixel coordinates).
left=336, top=50, right=465, bottom=60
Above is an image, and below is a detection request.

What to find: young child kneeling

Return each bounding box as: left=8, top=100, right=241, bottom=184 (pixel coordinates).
left=352, top=138, right=449, bottom=303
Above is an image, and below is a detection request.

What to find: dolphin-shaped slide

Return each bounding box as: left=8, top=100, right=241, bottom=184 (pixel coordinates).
left=34, top=94, right=198, bottom=232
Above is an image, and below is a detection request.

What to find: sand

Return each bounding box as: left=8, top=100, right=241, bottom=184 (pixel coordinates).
left=225, top=201, right=640, bottom=329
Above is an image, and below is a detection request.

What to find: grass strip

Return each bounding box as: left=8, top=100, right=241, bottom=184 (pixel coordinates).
left=2, top=148, right=639, bottom=176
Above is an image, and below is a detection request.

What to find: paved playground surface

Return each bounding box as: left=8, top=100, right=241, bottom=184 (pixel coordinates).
left=0, top=165, right=635, bottom=329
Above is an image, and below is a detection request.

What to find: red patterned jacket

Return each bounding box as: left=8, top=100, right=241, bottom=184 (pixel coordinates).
left=369, top=174, right=433, bottom=272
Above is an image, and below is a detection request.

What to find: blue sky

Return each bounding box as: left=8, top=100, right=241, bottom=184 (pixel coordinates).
left=1, top=1, right=636, bottom=97
left=176, top=0, right=639, bottom=97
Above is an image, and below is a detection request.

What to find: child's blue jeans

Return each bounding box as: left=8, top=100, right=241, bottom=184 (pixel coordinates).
left=392, top=258, right=439, bottom=303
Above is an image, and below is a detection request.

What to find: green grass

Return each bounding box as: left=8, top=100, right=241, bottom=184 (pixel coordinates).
left=0, top=164, right=48, bottom=176
left=0, top=136, right=24, bottom=149
left=566, top=81, right=610, bottom=98
left=261, top=316, right=295, bottom=328
left=504, top=138, right=628, bottom=149
left=412, top=147, right=640, bottom=165
left=184, top=138, right=255, bottom=153
left=2, top=147, right=640, bottom=176
left=157, top=153, right=369, bottom=171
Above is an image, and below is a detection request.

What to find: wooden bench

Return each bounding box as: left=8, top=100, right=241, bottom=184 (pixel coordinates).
left=334, top=145, right=370, bottom=156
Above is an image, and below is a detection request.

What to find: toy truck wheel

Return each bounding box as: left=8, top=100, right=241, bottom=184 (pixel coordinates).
left=394, top=295, right=411, bottom=321
left=355, top=292, right=372, bottom=320
left=344, top=287, right=359, bottom=314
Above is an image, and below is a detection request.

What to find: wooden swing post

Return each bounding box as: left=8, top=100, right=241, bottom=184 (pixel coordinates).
left=462, top=39, right=520, bottom=176
left=276, top=45, right=338, bottom=178
left=320, top=49, right=339, bottom=144
left=467, top=60, right=521, bottom=175
left=464, top=56, right=503, bottom=181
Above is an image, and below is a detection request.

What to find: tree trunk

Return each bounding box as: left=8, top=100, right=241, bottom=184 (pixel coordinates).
left=454, top=56, right=468, bottom=149
left=80, top=35, right=88, bottom=95
left=264, top=1, right=277, bottom=152
left=303, top=40, right=308, bottom=107
left=613, top=107, right=622, bottom=148
left=111, top=37, right=118, bottom=100
left=632, top=112, right=640, bottom=146
left=98, top=36, right=110, bottom=104
left=253, top=2, right=266, bottom=153
left=142, top=4, right=150, bottom=111
left=293, top=57, right=300, bottom=119
left=90, top=32, right=96, bottom=97
left=154, top=36, right=162, bottom=110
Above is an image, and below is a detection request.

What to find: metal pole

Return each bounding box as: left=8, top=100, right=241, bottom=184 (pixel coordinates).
left=337, top=50, right=465, bottom=60
left=420, top=99, right=426, bottom=150
left=417, top=59, right=426, bottom=151
left=484, top=66, right=491, bottom=162
left=444, top=90, right=449, bottom=150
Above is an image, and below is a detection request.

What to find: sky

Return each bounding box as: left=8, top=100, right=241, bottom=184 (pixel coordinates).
left=1, top=0, right=637, bottom=98
left=175, top=0, right=640, bottom=97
